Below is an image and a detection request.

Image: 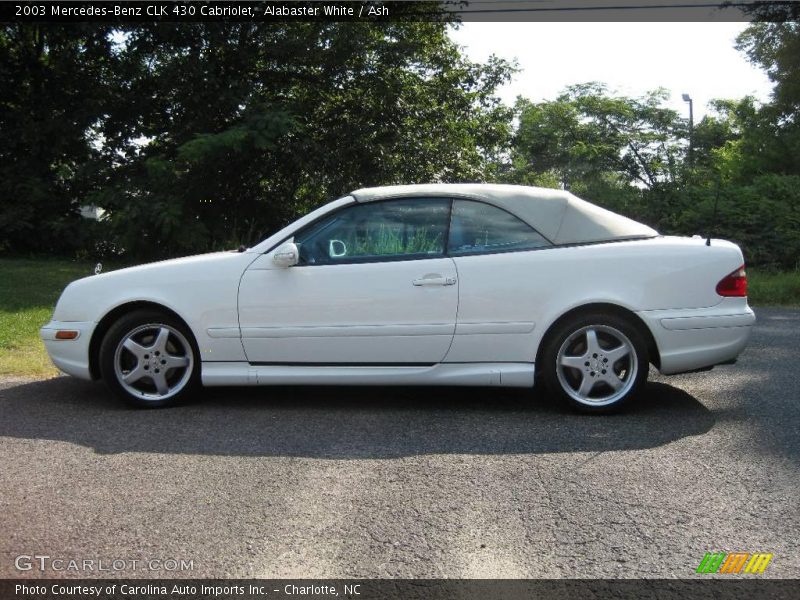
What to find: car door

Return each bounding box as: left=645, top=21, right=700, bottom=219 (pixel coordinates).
left=237, top=198, right=458, bottom=364
left=444, top=199, right=553, bottom=363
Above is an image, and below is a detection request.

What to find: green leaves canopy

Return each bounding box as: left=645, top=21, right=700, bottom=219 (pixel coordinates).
left=3, top=17, right=799, bottom=269
left=1, top=22, right=514, bottom=258
left=510, top=84, right=683, bottom=192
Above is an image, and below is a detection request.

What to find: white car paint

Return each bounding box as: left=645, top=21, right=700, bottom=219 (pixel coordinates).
left=42, top=251, right=257, bottom=366
left=238, top=253, right=458, bottom=364
left=41, top=185, right=755, bottom=395
left=444, top=235, right=750, bottom=370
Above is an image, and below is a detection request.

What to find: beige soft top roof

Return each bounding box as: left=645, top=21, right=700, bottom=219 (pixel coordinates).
left=350, top=183, right=657, bottom=245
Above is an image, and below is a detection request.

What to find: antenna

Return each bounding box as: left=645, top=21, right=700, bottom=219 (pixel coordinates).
left=707, top=177, right=720, bottom=247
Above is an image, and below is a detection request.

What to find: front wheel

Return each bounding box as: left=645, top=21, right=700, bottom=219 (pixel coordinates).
left=540, top=313, right=648, bottom=413
left=99, top=310, right=200, bottom=408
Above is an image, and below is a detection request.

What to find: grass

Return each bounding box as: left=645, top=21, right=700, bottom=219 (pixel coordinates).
left=747, top=268, right=800, bottom=307
left=0, top=258, right=798, bottom=379
left=0, top=258, right=100, bottom=377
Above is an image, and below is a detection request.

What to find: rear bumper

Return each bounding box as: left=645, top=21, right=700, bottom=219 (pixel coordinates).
left=40, top=320, right=96, bottom=380
left=637, top=299, right=755, bottom=375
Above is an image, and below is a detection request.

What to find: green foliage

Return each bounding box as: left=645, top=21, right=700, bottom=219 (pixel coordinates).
left=93, top=22, right=515, bottom=259
left=1, top=22, right=514, bottom=260
left=732, top=15, right=800, bottom=182
left=661, top=175, right=800, bottom=269
left=509, top=84, right=684, bottom=192
left=0, top=25, right=119, bottom=255
left=2, top=18, right=799, bottom=271
left=737, top=19, right=800, bottom=116
left=748, top=267, right=800, bottom=306
left=504, top=33, right=800, bottom=269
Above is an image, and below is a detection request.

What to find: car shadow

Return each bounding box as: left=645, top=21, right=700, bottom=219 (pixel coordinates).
left=0, top=376, right=715, bottom=459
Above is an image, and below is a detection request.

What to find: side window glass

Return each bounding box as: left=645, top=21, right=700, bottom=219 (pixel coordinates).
left=295, top=198, right=450, bottom=265
left=448, top=200, right=550, bottom=256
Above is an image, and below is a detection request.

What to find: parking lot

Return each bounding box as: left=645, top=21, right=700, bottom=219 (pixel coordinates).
left=1, top=307, right=798, bottom=578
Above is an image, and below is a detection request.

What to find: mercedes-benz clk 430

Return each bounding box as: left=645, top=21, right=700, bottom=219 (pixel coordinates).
left=41, top=184, right=754, bottom=412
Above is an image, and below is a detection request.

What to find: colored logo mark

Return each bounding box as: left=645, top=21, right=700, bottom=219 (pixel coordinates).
left=696, top=552, right=773, bottom=574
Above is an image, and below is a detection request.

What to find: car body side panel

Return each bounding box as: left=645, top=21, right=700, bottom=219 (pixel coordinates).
left=637, top=297, right=755, bottom=373
left=445, top=236, right=748, bottom=364
left=40, top=321, right=96, bottom=379
left=46, top=252, right=257, bottom=371
left=201, top=362, right=535, bottom=387
left=237, top=250, right=459, bottom=363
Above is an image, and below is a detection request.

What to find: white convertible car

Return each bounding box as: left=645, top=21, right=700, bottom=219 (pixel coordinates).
left=41, top=184, right=754, bottom=412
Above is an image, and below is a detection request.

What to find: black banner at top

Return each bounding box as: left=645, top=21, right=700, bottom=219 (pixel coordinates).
left=3, top=1, right=450, bottom=23
left=2, top=0, right=799, bottom=23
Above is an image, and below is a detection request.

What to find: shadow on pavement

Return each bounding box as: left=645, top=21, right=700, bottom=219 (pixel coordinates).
left=0, top=376, right=715, bottom=459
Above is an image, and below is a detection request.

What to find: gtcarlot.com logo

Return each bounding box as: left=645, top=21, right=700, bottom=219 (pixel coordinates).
left=15, top=555, right=194, bottom=572
left=696, top=552, right=773, bottom=574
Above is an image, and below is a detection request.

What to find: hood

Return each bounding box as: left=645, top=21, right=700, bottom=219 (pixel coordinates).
left=52, top=251, right=253, bottom=322
left=90, top=251, right=239, bottom=282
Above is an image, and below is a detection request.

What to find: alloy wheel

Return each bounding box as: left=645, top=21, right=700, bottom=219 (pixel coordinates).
left=555, top=324, right=638, bottom=407
left=113, top=323, right=194, bottom=401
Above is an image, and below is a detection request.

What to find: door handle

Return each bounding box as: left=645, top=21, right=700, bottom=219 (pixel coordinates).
left=413, top=275, right=457, bottom=286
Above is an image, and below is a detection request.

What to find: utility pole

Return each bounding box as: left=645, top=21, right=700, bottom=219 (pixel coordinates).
left=682, top=93, right=694, bottom=168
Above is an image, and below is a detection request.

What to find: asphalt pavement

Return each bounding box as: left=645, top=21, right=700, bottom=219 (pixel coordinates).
left=0, top=308, right=798, bottom=578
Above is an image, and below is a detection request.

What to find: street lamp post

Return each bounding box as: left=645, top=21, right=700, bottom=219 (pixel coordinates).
left=682, top=93, right=694, bottom=168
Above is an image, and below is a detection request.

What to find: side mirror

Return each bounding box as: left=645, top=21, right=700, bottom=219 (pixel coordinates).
left=272, top=242, right=299, bottom=268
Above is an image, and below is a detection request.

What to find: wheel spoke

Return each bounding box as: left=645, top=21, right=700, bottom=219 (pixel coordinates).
left=164, top=354, right=190, bottom=369
left=585, top=328, right=601, bottom=355
left=560, top=355, right=586, bottom=370
left=605, top=344, right=631, bottom=365
left=577, top=374, right=595, bottom=398
left=152, top=371, right=170, bottom=396
left=122, top=337, right=148, bottom=359
left=604, top=372, right=624, bottom=391
left=122, top=365, right=146, bottom=384
left=152, top=327, right=171, bottom=353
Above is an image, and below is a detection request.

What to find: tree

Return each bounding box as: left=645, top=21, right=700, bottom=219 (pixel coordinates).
left=90, top=22, right=515, bottom=258
left=1, top=22, right=514, bottom=259
left=736, top=4, right=800, bottom=117
left=0, top=24, right=118, bottom=254
left=510, top=84, right=684, bottom=193
left=733, top=5, right=800, bottom=177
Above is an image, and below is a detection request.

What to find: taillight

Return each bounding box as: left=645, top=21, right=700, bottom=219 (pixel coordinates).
left=716, top=264, right=747, bottom=297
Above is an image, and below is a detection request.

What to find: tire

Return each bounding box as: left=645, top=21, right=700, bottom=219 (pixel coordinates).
left=540, top=312, right=649, bottom=413
left=99, top=309, right=200, bottom=408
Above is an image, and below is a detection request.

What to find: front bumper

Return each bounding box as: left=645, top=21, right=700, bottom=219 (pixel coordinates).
left=40, top=321, right=96, bottom=380
left=637, top=299, right=756, bottom=375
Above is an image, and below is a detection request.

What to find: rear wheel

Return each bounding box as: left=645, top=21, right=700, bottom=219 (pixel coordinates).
left=540, top=312, right=648, bottom=413
left=99, top=309, right=199, bottom=408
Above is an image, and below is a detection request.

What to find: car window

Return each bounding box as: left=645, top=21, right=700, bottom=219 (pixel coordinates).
left=447, top=200, right=551, bottom=256
left=294, top=198, right=450, bottom=265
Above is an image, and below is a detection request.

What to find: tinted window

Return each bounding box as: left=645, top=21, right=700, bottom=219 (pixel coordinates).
left=447, top=200, right=550, bottom=256
left=295, top=198, right=450, bottom=265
